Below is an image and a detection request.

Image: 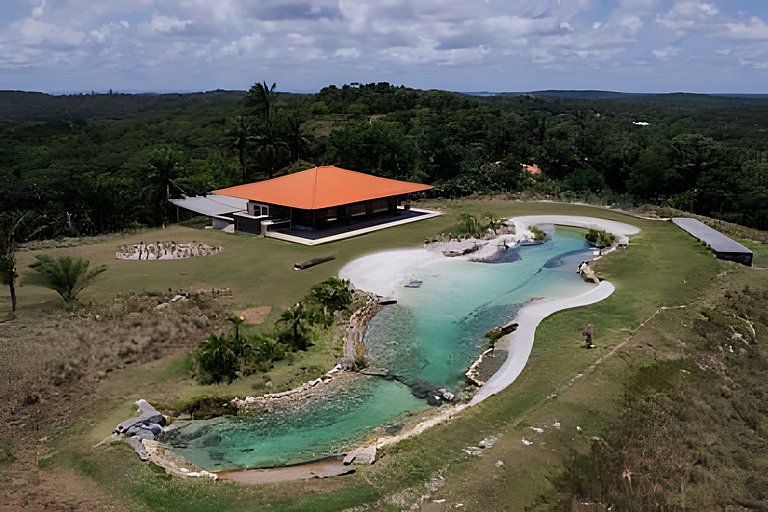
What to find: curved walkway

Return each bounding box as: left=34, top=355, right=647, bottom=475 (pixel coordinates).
left=470, top=280, right=615, bottom=404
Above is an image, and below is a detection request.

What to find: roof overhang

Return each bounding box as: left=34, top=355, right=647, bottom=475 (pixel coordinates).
left=212, top=166, right=432, bottom=210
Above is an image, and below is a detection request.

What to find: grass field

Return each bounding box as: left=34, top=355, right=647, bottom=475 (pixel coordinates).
left=4, top=200, right=762, bottom=511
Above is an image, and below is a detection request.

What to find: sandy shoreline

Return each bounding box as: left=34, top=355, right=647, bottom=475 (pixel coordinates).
left=142, top=215, right=639, bottom=484
left=340, top=214, right=639, bottom=407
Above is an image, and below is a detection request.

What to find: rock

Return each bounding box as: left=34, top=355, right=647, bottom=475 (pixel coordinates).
left=177, top=413, right=192, bottom=421
left=115, top=399, right=166, bottom=434
left=127, top=436, right=149, bottom=461
left=578, top=262, right=600, bottom=284
left=344, top=446, right=377, bottom=465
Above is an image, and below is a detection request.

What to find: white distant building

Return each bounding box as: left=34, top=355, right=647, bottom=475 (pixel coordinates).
left=632, top=121, right=650, bottom=126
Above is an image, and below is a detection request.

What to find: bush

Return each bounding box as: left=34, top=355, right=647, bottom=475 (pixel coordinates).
left=585, top=229, right=616, bottom=248
left=194, top=334, right=241, bottom=384
left=28, top=254, right=107, bottom=303
left=530, top=225, right=547, bottom=242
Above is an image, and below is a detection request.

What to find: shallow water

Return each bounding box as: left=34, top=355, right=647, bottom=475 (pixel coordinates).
left=161, top=227, right=593, bottom=470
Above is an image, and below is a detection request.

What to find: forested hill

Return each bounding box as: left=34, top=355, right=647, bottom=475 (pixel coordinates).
left=0, top=89, right=245, bottom=123
left=2, top=83, right=768, bottom=237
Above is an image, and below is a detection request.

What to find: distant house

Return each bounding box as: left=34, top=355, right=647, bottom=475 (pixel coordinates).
left=522, top=163, right=542, bottom=176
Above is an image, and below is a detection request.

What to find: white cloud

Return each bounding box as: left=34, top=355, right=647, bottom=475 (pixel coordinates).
left=10, top=17, right=86, bottom=46
left=652, top=46, right=680, bottom=59
left=656, top=1, right=719, bottom=33
left=334, top=47, right=360, bottom=59
left=738, top=57, right=768, bottom=69
left=89, top=20, right=130, bottom=44
left=726, top=17, right=768, bottom=40
left=142, top=14, right=192, bottom=35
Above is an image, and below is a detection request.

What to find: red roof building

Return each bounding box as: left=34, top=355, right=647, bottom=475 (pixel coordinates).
left=212, top=166, right=432, bottom=233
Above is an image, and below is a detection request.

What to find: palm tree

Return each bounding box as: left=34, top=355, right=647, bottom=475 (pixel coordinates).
left=253, top=124, right=288, bottom=179
left=285, top=115, right=311, bottom=163
left=224, top=115, right=255, bottom=183
left=194, top=334, right=239, bottom=384
left=246, top=81, right=277, bottom=127
left=28, top=255, right=107, bottom=303
left=277, top=302, right=317, bottom=351
left=145, top=147, right=183, bottom=226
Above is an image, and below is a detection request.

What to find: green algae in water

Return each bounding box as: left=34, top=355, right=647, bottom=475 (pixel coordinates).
left=162, top=227, right=594, bottom=470
left=162, top=377, right=425, bottom=470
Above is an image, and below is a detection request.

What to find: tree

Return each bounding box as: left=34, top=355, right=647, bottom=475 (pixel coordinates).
left=224, top=115, right=255, bottom=183
left=253, top=124, right=288, bottom=179
left=28, top=255, right=107, bottom=303
left=285, top=115, right=311, bottom=163
left=246, top=81, right=277, bottom=127
left=277, top=302, right=318, bottom=351
left=0, top=212, right=43, bottom=312
left=194, top=334, right=240, bottom=384
left=144, top=147, right=183, bottom=226
left=309, top=277, right=353, bottom=322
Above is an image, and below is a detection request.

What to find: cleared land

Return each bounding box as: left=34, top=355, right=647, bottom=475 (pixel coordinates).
left=2, top=200, right=763, bottom=511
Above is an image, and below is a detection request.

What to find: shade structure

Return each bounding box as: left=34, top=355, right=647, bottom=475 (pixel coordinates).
left=212, top=166, right=432, bottom=210
left=169, top=194, right=247, bottom=217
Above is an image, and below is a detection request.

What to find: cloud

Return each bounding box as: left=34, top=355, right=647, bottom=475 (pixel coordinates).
left=333, top=47, right=360, bottom=59
left=142, top=14, right=192, bottom=35
left=9, top=17, right=86, bottom=46
left=656, top=1, right=719, bottom=33
left=726, top=17, right=768, bottom=40
left=652, top=45, right=680, bottom=59
left=89, top=20, right=130, bottom=44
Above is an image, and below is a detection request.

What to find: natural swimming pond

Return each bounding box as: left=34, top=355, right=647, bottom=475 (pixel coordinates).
left=161, top=227, right=595, bottom=470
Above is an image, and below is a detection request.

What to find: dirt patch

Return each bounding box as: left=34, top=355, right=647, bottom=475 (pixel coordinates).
left=238, top=306, right=272, bottom=325
left=0, top=290, right=230, bottom=510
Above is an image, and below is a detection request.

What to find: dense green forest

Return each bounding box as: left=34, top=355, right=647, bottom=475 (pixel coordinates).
left=2, top=83, right=768, bottom=237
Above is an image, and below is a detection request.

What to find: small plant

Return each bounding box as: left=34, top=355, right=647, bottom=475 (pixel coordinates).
left=530, top=226, right=547, bottom=242
left=28, top=255, right=107, bottom=303
left=585, top=229, right=616, bottom=248
left=0, top=441, right=14, bottom=464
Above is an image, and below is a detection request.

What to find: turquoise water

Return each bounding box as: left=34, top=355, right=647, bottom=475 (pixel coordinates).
left=161, top=227, right=593, bottom=470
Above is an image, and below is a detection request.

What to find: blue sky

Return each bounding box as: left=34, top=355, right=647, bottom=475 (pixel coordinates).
left=1, top=0, right=767, bottom=94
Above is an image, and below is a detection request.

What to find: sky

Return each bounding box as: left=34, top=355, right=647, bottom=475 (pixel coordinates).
left=0, top=0, right=767, bottom=94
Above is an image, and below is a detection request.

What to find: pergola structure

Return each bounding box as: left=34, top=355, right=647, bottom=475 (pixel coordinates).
left=212, top=166, right=433, bottom=235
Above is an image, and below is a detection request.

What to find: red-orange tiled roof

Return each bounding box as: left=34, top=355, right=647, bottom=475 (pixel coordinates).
left=212, top=166, right=433, bottom=210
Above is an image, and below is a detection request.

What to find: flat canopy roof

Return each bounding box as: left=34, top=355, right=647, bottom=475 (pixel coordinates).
left=212, top=166, right=433, bottom=210
left=169, top=194, right=247, bottom=217
left=672, top=217, right=753, bottom=254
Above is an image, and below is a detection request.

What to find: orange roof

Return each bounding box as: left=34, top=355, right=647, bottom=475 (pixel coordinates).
left=212, top=166, right=433, bottom=210
left=522, top=163, right=542, bottom=175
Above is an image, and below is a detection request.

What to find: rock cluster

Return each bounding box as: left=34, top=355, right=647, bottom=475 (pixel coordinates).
left=232, top=365, right=344, bottom=410
left=578, top=261, right=600, bottom=283
left=116, top=241, right=222, bottom=260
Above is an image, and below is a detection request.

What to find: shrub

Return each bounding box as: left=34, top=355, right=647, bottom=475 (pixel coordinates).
left=585, top=229, right=616, bottom=248
left=194, top=334, right=240, bottom=384
left=0, top=441, right=14, bottom=464
left=530, top=225, right=547, bottom=242
left=28, top=255, right=107, bottom=303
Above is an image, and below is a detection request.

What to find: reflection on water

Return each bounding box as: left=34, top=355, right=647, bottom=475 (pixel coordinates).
left=162, top=227, right=593, bottom=470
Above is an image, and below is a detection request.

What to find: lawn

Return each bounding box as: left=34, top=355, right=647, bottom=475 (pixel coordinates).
left=4, top=199, right=750, bottom=511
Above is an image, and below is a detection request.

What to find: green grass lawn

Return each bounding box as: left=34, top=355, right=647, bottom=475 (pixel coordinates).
left=7, top=200, right=746, bottom=511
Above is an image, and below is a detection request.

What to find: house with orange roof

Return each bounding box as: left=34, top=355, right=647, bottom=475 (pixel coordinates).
left=522, top=163, right=542, bottom=176
left=173, top=166, right=438, bottom=245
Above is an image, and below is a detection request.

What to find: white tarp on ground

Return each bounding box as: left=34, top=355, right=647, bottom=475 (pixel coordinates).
left=169, top=194, right=247, bottom=217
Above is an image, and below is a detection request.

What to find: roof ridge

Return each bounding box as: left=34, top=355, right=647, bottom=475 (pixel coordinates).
left=311, top=166, right=320, bottom=210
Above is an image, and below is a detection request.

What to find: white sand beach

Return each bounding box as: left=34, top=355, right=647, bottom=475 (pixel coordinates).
left=340, top=214, right=640, bottom=405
